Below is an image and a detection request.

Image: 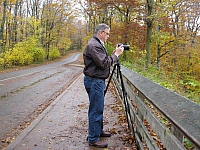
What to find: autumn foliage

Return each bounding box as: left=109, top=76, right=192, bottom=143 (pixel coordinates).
left=78, top=0, right=200, bottom=104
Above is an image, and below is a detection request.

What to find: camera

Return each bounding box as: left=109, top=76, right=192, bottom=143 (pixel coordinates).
left=117, top=43, right=130, bottom=50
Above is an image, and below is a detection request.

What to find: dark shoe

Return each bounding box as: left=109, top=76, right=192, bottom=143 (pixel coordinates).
left=89, top=140, right=108, bottom=148
left=100, top=131, right=111, bottom=137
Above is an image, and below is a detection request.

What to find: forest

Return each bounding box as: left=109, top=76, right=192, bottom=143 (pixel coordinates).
left=0, top=0, right=199, bottom=104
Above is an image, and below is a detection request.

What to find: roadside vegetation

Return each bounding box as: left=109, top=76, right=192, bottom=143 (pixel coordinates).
left=121, top=57, right=200, bottom=104
left=106, top=44, right=200, bottom=105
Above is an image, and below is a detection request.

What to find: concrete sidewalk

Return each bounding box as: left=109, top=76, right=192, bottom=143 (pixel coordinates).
left=6, top=73, right=134, bottom=150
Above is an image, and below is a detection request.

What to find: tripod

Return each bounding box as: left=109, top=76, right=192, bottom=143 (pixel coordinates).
left=104, top=61, right=139, bottom=149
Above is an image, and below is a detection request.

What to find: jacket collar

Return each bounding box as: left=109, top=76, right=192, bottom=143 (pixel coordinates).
left=93, top=36, right=108, bottom=55
left=93, top=36, right=102, bottom=44
left=93, top=36, right=105, bottom=48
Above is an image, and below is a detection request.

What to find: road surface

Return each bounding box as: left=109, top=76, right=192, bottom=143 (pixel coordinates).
left=0, top=52, right=83, bottom=149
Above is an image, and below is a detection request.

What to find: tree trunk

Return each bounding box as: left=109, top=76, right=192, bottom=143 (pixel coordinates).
left=7, top=5, right=12, bottom=48
left=123, top=7, right=130, bottom=60
left=145, top=0, right=154, bottom=69
left=0, top=0, right=7, bottom=52
left=13, top=0, right=19, bottom=44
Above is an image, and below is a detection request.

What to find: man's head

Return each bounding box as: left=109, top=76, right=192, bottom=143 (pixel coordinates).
left=94, top=23, right=110, bottom=43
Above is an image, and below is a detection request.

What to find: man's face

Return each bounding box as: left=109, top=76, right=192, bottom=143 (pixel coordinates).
left=98, top=28, right=110, bottom=43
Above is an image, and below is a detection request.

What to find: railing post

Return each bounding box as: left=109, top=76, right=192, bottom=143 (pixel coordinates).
left=170, top=125, right=184, bottom=143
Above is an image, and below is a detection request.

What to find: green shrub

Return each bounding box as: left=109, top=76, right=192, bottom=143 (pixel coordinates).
left=11, top=46, right=33, bottom=65
left=49, top=47, right=60, bottom=60
left=2, top=36, right=45, bottom=68
left=105, top=43, right=115, bottom=55
left=4, top=50, right=13, bottom=67
left=0, top=57, right=4, bottom=69
left=32, top=47, right=46, bottom=62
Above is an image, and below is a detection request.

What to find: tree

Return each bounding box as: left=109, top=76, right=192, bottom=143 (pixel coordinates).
left=0, top=0, right=7, bottom=52
left=145, top=0, right=154, bottom=69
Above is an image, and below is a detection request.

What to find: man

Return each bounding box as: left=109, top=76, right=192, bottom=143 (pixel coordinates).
left=83, top=23, right=124, bottom=148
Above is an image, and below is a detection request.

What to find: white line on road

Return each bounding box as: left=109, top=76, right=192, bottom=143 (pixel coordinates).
left=0, top=71, right=39, bottom=82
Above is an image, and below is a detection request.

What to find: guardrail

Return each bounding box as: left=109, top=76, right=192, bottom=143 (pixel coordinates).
left=110, top=65, right=200, bottom=150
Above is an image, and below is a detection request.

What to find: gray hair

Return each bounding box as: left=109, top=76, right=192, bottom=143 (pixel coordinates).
left=94, top=23, right=110, bottom=36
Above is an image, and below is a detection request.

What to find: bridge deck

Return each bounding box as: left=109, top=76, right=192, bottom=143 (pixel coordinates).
left=6, top=74, right=136, bottom=150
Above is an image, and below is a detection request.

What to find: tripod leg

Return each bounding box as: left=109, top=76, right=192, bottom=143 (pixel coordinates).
left=104, top=62, right=139, bottom=149
left=116, top=63, right=129, bottom=122
left=117, top=63, right=139, bottom=149
left=102, top=64, right=118, bottom=133
left=104, top=63, right=117, bottom=96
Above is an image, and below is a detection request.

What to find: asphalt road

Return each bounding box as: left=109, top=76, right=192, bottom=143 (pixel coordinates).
left=0, top=52, right=83, bottom=149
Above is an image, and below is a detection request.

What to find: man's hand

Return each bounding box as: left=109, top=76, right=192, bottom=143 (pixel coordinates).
left=114, top=44, right=124, bottom=57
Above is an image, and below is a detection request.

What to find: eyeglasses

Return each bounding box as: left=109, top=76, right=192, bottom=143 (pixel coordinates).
left=102, top=31, right=110, bottom=36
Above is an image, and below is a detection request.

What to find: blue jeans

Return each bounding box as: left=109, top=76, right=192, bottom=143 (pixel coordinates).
left=84, top=75, right=105, bottom=142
